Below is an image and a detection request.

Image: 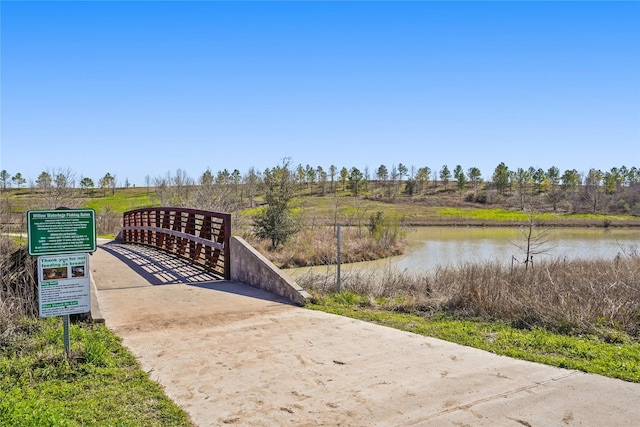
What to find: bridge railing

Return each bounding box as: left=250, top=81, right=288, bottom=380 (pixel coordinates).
left=121, top=207, right=231, bottom=280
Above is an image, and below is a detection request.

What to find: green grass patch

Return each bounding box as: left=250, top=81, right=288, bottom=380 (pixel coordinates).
left=563, top=213, right=636, bottom=221
left=97, top=234, right=116, bottom=240
left=83, top=191, right=154, bottom=214
left=438, top=208, right=555, bottom=222
left=0, top=317, right=193, bottom=426
left=240, top=206, right=263, bottom=216
left=437, top=207, right=637, bottom=223
left=6, top=234, right=28, bottom=245
left=307, top=293, right=640, bottom=383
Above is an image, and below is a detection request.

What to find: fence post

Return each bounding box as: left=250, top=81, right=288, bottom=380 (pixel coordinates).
left=337, top=224, right=341, bottom=293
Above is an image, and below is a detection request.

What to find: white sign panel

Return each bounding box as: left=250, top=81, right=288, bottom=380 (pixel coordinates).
left=38, top=253, right=91, bottom=318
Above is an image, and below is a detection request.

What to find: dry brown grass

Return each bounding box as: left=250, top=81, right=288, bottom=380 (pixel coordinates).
left=297, top=254, right=640, bottom=339
left=243, top=225, right=405, bottom=268
left=0, top=236, right=38, bottom=343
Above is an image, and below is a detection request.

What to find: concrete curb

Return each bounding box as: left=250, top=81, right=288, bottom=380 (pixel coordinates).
left=88, top=244, right=110, bottom=324
left=230, top=236, right=311, bottom=305
left=89, top=268, right=105, bottom=323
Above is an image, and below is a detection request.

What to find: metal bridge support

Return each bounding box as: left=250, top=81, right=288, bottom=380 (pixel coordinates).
left=122, top=207, right=231, bottom=280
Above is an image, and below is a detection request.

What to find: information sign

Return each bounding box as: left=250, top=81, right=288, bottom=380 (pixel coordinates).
left=37, top=253, right=91, bottom=318
left=28, top=209, right=96, bottom=255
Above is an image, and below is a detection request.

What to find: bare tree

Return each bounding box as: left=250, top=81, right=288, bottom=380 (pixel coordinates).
left=416, top=167, right=430, bottom=194
left=153, top=172, right=171, bottom=206
left=41, top=167, right=76, bottom=208
left=467, top=167, right=482, bottom=192
left=244, top=167, right=260, bottom=208
left=390, top=164, right=399, bottom=195
left=513, top=212, right=552, bottom=270
left=583, top=168, right=603, bottom=213
left=193, top=169, right=214, bottom=210
left=350, top=196, right=370, bottom=238
left=193, top=168, right=239, bottom=212
left=173, top=168, right=193, bottom=207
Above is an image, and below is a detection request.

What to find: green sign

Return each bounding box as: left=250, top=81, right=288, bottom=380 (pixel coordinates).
left=28, top=209, right=97, bottom=255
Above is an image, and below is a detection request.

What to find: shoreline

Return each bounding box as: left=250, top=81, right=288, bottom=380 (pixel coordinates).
left=278, top=222, right=640, bottom=269
left=400, top=219, right=640, bottom=228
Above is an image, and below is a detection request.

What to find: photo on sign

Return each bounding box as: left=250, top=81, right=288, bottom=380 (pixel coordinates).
left=43, top=267, right=67, bottom=280
left=72, top=265, right=86, bottom=278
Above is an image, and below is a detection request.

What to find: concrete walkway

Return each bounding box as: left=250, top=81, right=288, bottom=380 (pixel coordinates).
left=91, top=242, right=640, bottom=426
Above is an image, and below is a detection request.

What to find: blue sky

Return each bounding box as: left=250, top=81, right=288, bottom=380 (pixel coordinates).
left=2, top=1, right=639, bottom=187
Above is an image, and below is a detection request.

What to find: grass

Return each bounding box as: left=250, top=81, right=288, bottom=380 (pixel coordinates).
left=0, top=317, right=193, bottom=426
left=307, top=293, right=640, bottom=383
left=438, top=207, right=550, bottom=221
left=297, top=253, right=640, bottom=382
left=297, top=256, right=640, bottom=338
left=3, top=186, right=640, bottom=238
left=0, top=238, right=192, bottom=426
left=83, top=188, right=155, bottom=214
left=438, top=207, right=638, bottom=223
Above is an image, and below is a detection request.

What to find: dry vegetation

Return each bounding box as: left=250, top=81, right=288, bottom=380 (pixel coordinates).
left=242, top=224, right=405, bottom=268
left=0, top=236, right=37, bottom=343
left=298, top=252, right=640, bottom=341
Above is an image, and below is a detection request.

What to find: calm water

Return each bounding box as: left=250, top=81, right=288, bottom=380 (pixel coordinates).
left=285, top=227, right=640, bottom=277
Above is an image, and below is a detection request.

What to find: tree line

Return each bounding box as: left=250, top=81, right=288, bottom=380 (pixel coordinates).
left=2, top=161, right=639, bottom=215
left=0, top=168, right=118, bottom=196
left=2, top=161, right=639, bottom=248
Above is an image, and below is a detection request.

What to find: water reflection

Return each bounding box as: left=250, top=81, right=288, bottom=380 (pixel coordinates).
left=285, top=226, right=640, bottom=278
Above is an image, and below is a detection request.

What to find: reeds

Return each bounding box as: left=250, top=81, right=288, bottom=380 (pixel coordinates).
left=298, top=254, right=640, bottom=339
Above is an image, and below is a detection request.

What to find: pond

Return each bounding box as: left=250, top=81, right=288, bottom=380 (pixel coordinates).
left=284, top=226, right=640, bottom=277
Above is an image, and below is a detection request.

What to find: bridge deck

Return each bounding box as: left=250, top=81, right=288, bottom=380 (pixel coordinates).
left=91, top=241, right=293, bottom=332
left=91, top=241, right=640, bottom=427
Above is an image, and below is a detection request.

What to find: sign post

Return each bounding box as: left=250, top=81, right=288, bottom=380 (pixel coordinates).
left=28, top=209, right=96, bottom=358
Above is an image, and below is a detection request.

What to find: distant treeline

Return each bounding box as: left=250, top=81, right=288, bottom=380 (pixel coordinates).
left=1, top=162, right=639, bottom=215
